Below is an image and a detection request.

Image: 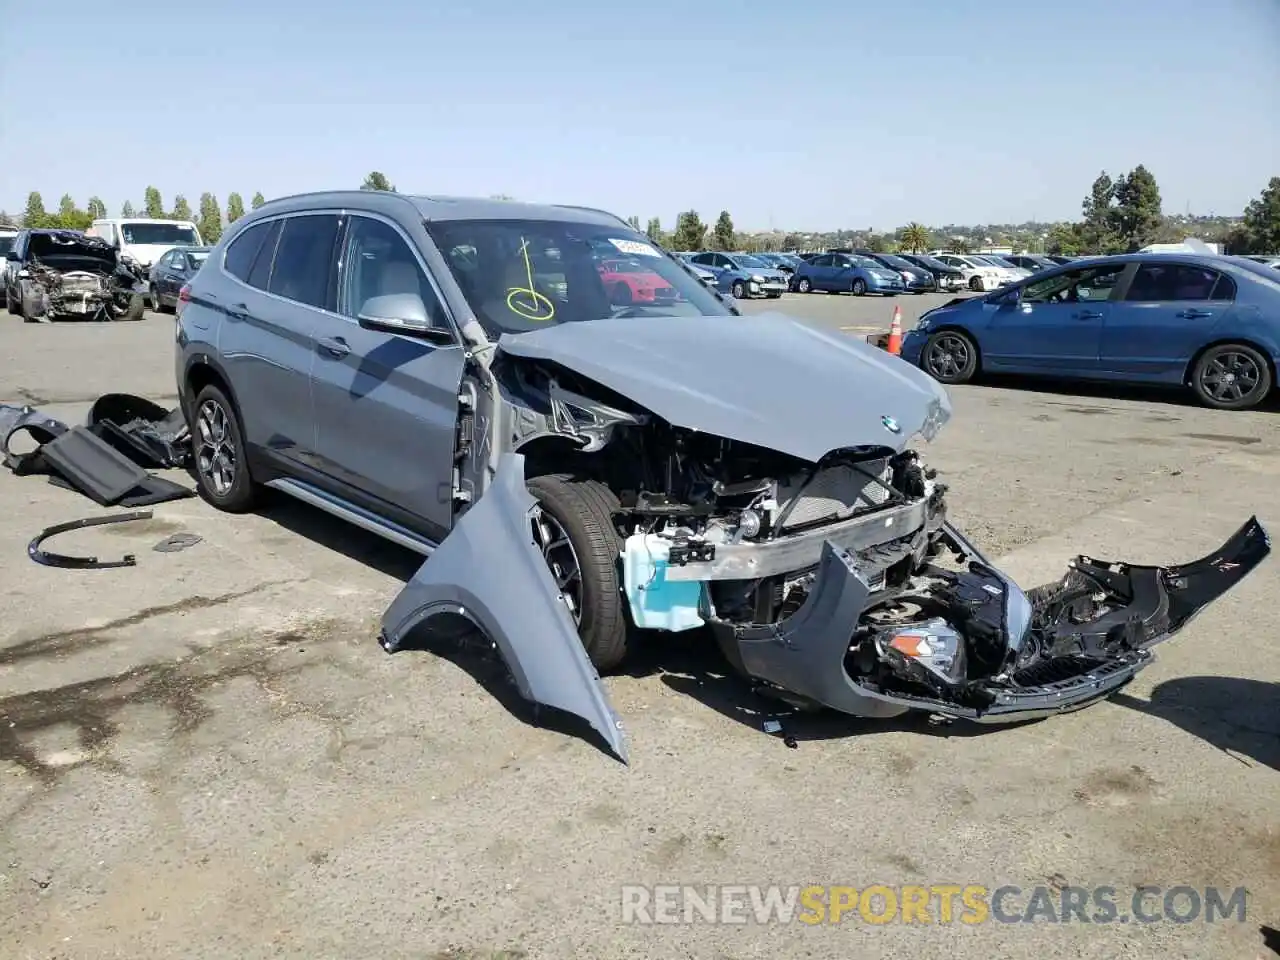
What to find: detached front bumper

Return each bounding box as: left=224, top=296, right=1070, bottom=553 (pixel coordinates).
left=711, top=517, right=1269, bottom=723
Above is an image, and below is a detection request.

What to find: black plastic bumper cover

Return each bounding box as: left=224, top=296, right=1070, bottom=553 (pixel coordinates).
left=712, top=516, right=1270, bottom=723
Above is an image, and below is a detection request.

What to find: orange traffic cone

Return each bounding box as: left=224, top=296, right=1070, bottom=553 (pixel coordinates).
left=886, top=305, right=903, bottom=356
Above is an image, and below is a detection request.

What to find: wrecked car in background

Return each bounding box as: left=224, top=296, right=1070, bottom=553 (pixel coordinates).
left=174, top=191, right=1271, bottom=762
left=4, top=228, right=147, bottom=321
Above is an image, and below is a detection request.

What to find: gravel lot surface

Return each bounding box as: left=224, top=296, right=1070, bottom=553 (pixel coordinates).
left=2, top=296, right=1276, bottom=959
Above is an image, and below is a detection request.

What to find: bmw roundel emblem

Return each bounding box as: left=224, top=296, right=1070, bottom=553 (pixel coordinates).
left=881, top=415, right=901, bottom=434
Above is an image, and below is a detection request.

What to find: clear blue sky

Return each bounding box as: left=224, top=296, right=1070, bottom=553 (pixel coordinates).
left=2, top=0, right=1277, bottom=230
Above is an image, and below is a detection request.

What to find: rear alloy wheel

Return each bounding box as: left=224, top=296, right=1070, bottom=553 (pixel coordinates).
left=192, top=384, right=257, bottom=512
left=731, top=280, right=747, bottom=299
left=796, top=277, right=812, bottom=293
left=1191, top=344, right=1271, bottom=410
left=527, top=474, right=630, bottom=671
left=923, top=329, right=979, bottom=384
left=969, top=275, right=985, bottom=292
left=851, top=278, right=867, bottom=296
left=149, top=285, right=168, bottom=313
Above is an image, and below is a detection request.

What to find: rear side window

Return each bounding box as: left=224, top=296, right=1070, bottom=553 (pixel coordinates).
left=1210, top=273, right=1237, bottom=301
left=247, top=220, right=284, bottom=290
left=224, top=222, right=269, bottom=282
left=1125, top=263, right=1225, bottom=303
left=268, top=215, right=340, bottom=309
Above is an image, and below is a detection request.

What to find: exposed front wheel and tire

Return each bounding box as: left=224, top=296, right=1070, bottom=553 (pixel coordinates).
left=969, top=275, right=985, bottom=292
left=1190, top=343, right=1272, bottom=410
left=731, top=280, right=747, bottom=299
left=796, top=277, right=812, bottom=293
left=192, top=384, right=257, bottom=512
left=527, top=475, right=630, bottom=671
left=922, top=329, right=979, bottom=384
left=120, top=295, right=146, bottom=321
left=851, top=278, right=867, bottom=296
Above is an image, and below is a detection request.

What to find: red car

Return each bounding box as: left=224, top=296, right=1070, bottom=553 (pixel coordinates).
left=597, top=258, right=677, bottom=305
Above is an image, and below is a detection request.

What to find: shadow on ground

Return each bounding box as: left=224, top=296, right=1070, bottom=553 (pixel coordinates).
left=1111, top=676, right=1280, bottom=772
left=975, top=372, right=1280, bottom=413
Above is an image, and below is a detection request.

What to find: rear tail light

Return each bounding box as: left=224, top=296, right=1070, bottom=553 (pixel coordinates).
left=176, top=284, right=191, bottom=316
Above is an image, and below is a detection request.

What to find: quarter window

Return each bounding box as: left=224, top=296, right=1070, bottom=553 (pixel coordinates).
left=337, top=216, right=447, bottom=326
left=268, top=214, right=340, bottom=309
left=223, top=222, right=268, bottom=282
left=247, top=220, right=283, bottom=291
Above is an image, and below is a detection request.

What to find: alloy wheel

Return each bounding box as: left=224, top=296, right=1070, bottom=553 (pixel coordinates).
left=1199, top=351, right=1262, bottom=405
left=925, top=333, right=972, bottom=380
left=195, top=399, right=237, bottom=498
left=530, top=507, right=584, bottom=624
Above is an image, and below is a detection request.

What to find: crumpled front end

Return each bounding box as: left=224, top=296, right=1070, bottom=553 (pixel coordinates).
left=713, top=516, right=1269, bottom=723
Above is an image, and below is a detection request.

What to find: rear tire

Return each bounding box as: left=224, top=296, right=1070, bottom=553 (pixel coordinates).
left=526, top=474, right=630, bottom=671
left=191, top=384, right=257, bottom=512
left=1190, top=343, right=1272, bottom=410
left=969, top=275, right=984, bottom=291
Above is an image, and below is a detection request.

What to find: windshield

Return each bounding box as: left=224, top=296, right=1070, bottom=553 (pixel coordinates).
left=731, top=255, right=769, bottom=269
left=120, top=222, right=199, bottom=245
left=851, top=256, right=883, bottom=269
left=877, top=254, right=914, bottom=270
left=426, top=218, right=731, bottom=336
left=981, top=255, right=1017, bottom=268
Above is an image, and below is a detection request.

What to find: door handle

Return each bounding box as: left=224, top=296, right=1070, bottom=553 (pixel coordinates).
left=1177, top=309, right=1212, bottom=319
left=226, top=302, right=249, bottom=321
left=1073, top=310, right=1103, bottom=320
left=318, top=336, right=350, bottom=358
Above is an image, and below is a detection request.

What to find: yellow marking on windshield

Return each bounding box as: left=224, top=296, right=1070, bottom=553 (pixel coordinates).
left=506, top=237, right=556, bottom=322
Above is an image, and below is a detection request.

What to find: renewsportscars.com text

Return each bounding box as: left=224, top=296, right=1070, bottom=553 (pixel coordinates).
left=620, top=884, right=1250, bottom=925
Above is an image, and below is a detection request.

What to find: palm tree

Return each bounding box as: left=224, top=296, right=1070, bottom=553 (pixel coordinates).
left=899, top=222, right=931, bottom=253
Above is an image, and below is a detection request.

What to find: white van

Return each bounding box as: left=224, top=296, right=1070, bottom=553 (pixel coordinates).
left=86, top=218, right=204, bottom=270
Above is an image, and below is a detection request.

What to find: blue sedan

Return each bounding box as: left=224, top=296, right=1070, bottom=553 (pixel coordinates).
left=901, top=253, right=1280, bottom=410
left=791, top=252, right=905, bottom=296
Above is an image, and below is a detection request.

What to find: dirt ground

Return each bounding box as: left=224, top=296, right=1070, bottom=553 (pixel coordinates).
left=2, top=298, right=1277, bottom=959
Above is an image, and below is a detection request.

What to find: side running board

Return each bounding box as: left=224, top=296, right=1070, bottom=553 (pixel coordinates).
left=265, top=478, right=438, bottom=556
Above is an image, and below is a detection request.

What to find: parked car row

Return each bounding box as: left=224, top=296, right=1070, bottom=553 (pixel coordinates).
left=902, top=252, right=1280, bottom=411
left=674, top=251, right=793, bottom=299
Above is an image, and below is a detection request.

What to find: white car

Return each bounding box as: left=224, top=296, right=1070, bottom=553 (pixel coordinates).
left=85, top=218, right=204, bottom=271
left=931, top=253, right=1004, bottom=291
left=970, top=254, right=1032, bottom=283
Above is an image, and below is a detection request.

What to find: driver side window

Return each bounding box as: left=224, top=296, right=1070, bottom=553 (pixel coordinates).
left=338, top=216, right=446, bottom=325
left=1022, top=266, right=1123, bottom=304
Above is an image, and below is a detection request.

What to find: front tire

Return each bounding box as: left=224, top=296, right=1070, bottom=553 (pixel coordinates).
left=851, top=278, right=867, bottom=296
left=922, top=329, right=979, bottom=384
left=1190, top=343, right=1272, bottom=410
left=731, top=280, right=747, bottom=299
left=796, top=277, right=812, bottom=293
left=526, top=474, right=630, bottom=671
left=191, top=384, right=257, bottom=512
left=120, top=295, right=146, bottom=321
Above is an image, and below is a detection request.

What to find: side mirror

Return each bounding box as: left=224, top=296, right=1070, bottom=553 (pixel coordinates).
left=357, top=293, right=454, bottom=344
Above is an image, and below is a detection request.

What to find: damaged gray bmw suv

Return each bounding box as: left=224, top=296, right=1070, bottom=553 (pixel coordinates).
left=175, top=191, right=1269, bottom=762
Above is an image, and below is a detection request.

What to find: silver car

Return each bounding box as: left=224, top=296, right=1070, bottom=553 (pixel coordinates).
left=174, top=191, right=1268, bottom=761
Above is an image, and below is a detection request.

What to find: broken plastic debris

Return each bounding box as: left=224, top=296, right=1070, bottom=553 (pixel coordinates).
left=153, top=532, right=202, bottom=553
left=762, top=720, right=783, bottom=734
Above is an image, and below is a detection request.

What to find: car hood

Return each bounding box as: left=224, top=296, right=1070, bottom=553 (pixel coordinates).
left=496, top=312, right=952, bottom=463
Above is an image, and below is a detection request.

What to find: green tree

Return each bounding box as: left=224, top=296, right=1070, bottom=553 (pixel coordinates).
left=144, top=186, right=164, bottom=219
left=170, top=195, right=193, bottom=222
left=251, top=192, right=265, bottom=209
left=226, top=192, right=245, bottom=223
left=23, top=192, right=49, bottom=228
left=1046, top=223, right=1083, bottom=256
left=864, top=233, right=888, bottom=253
left=899, top=223, right=930, bottom=252
left=55, top=194, right=89, bottom=230
left=711, top=211, right=734, bottom=251
left=1242, top=176, right=1280, bottom=254
left=626, top=215, right=641, bottom=231
left=87, top=196, right=107, bottom=219
left=360, top=171, right=396, bottom=192
left=1111, top=165, right=1162, bottom=251
left=1079, top=171, right=1116, bottom=253
left=645, top=217, right=662, bottom=242
left=198, top=193, right=222, bottom=244
left=670, top=211, right=706, bottom=251
left=781, top=232, right=800, bottom=250
left=949, top=237, right=971, bottom=254
left=121, top=200, right=136, bottom=217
